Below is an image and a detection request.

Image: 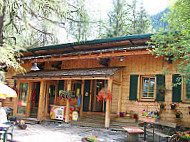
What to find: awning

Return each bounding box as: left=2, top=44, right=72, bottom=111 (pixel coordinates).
left=12, top=67, right=121, bottom=80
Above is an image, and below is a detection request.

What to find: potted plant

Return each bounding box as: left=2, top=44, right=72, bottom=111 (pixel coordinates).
left=158, top=85, right=168, bottom=96
left=133, top=113, right=138, bottom=119
left=171, top=103, right=176, bottom=110
left=160, top=103, right=165, bottom=110
left=96, top=87, right=112, bottom=102
left=176, top=111, right=182, bottom=118
left=59, top=90, right=72, bottom=100
left=139, top=109, right=157, bottom=123
left=82, top=133, right=99, bottom=142
left=125, top=111, right=130, bottom=117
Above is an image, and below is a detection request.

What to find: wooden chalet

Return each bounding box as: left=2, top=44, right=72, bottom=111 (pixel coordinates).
left=4, top=33, right=190, bottom=128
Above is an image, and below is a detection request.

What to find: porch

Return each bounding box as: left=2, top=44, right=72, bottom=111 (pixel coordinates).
left=12, top=67, right=123, bottom=128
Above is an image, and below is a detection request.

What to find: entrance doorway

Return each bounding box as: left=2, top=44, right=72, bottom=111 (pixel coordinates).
left=92, top=80, right=106, bottom=112
left=30, top=82, right=40, bottom=118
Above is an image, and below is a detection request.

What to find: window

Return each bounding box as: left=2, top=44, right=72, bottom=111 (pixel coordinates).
left=17, top=83, right=28, bottom=115
left=141, top=76, right=156, bottom=100
left=183, top=80, right=190, bottom=102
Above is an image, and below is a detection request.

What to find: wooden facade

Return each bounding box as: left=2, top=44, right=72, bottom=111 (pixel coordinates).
left=4, top=34, right=190, bottom=128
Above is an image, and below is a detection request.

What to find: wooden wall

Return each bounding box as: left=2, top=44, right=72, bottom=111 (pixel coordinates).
left=4, top=55, right=190, bottom=127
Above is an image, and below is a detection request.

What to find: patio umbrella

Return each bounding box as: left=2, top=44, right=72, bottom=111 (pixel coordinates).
left=0, top=83, right=17, bottom=99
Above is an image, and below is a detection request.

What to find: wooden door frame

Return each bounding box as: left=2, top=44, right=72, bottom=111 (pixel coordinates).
left=45, top=80, right=58, bottom=117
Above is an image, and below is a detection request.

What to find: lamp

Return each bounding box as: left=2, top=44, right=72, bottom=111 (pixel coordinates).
left=31, top=60, right=40, bottom=71
left=119, top=56, right=124, bottom=62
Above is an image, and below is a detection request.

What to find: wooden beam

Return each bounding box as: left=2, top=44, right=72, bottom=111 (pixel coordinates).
left=80, top=80, right=85, bottom=116
left=89, top=80, right=93, bottom=111
left=37, top=81, right=46, bottom=121
left=54, top=81, right=58, bottom=105
left=45, top=82, right=50, bottom=116
left=65, top=80, right=71, bottom=123
left=105, top=78, right=112, bottom=128
left=118, top=69, right=123, bottom=115
left=14, top=77, right=109, bottom=81
left=31, top=50, right=149, bottom=63
left=13, top=80, right=20, bottom=116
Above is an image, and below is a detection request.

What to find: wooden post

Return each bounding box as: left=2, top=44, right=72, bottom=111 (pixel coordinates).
left=89, top=80, right=93, bottom=111
left=13, top=80, right=20, bottom=116
left=37, top=81, right=46, bottom=121
left=105, top=78, right=112, bottom=128
left=26, top=82, right=33, bottom=118
left=118, top=70, right=123, bottom=114
left=80, top=80, right=85, bottom=116
left=65, top=80, right=71, bottom=123
left=54, top=81, right=58, bottom=105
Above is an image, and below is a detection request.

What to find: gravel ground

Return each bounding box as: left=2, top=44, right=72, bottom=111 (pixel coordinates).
left=9, top=122, right=170, bottom=142
left=11, top=122, right=128, bottom=142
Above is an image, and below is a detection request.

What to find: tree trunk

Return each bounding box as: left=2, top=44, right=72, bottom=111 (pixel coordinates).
left=0, top=0, right=6, bottom=45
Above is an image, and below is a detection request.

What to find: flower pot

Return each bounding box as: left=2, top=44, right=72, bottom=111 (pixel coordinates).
left=139, top=116, right=156, bottom=123
left=133, top=114, right=138, bottom=119
left=120, top=112, right=124, bottom=117
left=176, top=114, right=180, bottom=118
left=160, top=104, right=164, bottom=110
left=171, top=105, right=176, bottom=110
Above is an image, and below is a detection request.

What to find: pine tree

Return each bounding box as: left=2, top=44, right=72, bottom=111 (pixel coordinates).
left=102, top=0, right=130, bottom=38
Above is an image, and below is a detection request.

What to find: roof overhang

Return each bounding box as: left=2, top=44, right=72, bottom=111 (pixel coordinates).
left=12, top=67, right=121, bottom=80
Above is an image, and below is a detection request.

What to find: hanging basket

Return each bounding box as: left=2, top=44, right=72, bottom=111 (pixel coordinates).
left=176, top=114, right=180, bottom=118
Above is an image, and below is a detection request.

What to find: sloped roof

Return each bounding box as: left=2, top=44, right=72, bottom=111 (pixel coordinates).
left=22, top=33, right=152, bottom=60
left=12, top=67, right=121, bottom=79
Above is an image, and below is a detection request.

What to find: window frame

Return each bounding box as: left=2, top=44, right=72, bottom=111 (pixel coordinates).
left=182, top=77, right=190, bottom=103
left=139, top=75, right=156, bottom=101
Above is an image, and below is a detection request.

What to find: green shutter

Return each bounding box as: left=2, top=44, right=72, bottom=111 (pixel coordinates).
left=156, top=75, right=165, bottom=101
left=129, top=75, right=138, bottom=100
left=58, top=80, right=64, bottom=96
left=172, top=74, right=182, bottom=102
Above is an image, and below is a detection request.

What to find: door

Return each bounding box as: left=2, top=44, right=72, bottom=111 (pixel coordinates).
left=45, top=81, right=58, bottom=116
left=30, top=82, right=40, bottom=118
left=83, top=80, right=91, bottom=111
left=92, top=80, right=106, bottom=112
left=17, top=83, right=29, bottom=116
left=48, top=85, right=55, bottom=112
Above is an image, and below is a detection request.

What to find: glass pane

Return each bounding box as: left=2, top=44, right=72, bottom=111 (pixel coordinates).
left=186, top=84, right=190, bottom=99
left=150, top=78, right=155, bottom=84
left=17, top=83, right=28, bottom=115
left=149, top=83, right=155, bottom=92
left=143, top=83, right=149, bottom=92
left=144, top=78, right=149, bottom=83
left=143, top=93, right=147, bottom=97
left=149, top=93, right=154, bottom=97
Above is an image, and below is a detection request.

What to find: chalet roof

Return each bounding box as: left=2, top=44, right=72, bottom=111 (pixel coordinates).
left=22, top=33, right=152, bottom=60
left=12, top=67, right=121, bottom=79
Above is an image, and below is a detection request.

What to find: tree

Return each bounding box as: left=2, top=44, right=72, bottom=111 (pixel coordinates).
left=128, top=0, right=151, bottom=34
left=102, top=0, right=130, bottom=38
left=149, top=0, right=190, bottom=82
left=67, top=0, right=90, bottom=42
left=101, top=0, right=151, bottom=38
left=0, top=0, right=87, bottom=72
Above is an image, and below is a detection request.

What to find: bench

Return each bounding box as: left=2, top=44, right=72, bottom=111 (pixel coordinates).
left=123, top=127, right=144, bottom=142
left=141, top=120, right=177, bottom=142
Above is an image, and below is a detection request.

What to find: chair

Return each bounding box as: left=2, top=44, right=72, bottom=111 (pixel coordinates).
left=4, top=121, right=15, bottom=142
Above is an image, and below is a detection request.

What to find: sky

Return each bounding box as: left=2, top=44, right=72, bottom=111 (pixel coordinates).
left=90, top=0, right=172, bottom=16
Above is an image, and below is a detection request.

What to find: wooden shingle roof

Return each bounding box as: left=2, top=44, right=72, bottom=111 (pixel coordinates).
left=13, top=67, right=121, bottom=79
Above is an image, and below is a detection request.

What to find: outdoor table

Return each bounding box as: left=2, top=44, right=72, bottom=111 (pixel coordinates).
left=0, top=124, right=10, bottom=142
left=138, top=117, right=156, bottom=142
left=123, top=127, right=144, bottom=142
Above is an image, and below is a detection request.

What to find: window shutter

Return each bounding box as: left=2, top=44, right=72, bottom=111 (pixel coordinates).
left=129, top=75, right=138, bottom=100
left=156, top=75, right=165, bottom=101
left=58, top=80, right=64, bottom=95
left=172, top=74, right=182, bottom=102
